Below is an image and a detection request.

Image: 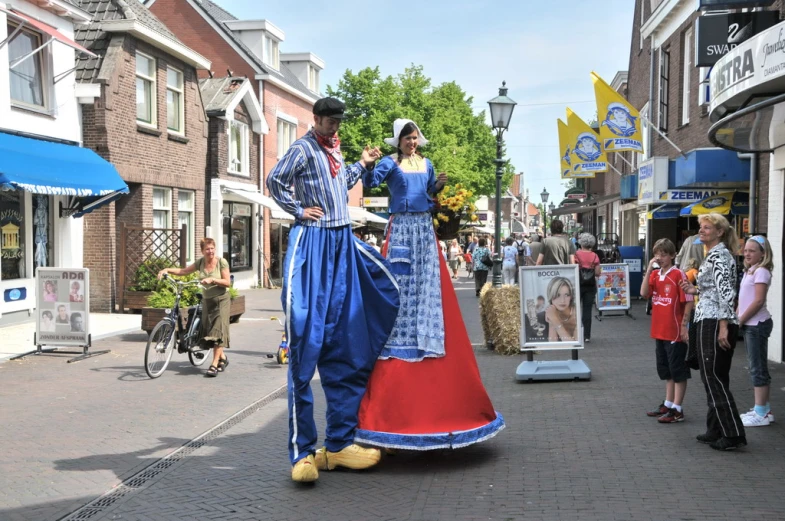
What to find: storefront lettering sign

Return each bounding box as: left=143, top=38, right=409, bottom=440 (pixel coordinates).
left=712, top=48, right=755, bottom=95
left=657, top=190, right=720, bottom=202
left=8, top=183, right=113, bottom=197
left=637, top=157, right=669, bottom=206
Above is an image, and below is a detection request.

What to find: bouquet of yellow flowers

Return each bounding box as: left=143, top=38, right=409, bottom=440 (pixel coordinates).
left=432, top=183, right=478, bottom=240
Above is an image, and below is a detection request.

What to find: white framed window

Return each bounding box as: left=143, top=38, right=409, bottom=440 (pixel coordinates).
left=658, top=48, right=669, bottom=132
left=166, top=66, right=184, bottom=133
left=681, top=27, right=692, bottom=126
left=152, top=187, right=171, bottom=229
left=177, top=190, right=195, bottom=263
left=308, top=65, right=319, bottom=92
left=277, top=118, right=297, bottom=158
left=639, top=0, right=645, bottom=50
left=136, top=52, right=157, bottom=126
left=136, top=52, right=157, bottom=125
left=7, top=22, right=48, bottom=109
left=264, top=35, right=279, bottom=69
left=229, top=120, right=249, bottom=175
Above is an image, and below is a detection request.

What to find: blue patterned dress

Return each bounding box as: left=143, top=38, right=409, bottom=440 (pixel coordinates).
left=363, top=155, right=444, bottom=361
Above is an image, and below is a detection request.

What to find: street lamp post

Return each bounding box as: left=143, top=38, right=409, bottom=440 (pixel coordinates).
left=540, top=187, right=550, bottom=235
left=487, top=82, right=517, bottom=287
left=548, top=201, right=555, bottom=230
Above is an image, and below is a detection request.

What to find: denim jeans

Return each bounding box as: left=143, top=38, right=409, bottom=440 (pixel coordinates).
left=743, top=318, right=773, bottom=387
left=579, top=287, right=595, bottom=340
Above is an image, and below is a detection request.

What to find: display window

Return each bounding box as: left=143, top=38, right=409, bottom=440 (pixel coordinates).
left=1, top=191, right=26, bottom=280
left=223, top=203, right=252, bottom=271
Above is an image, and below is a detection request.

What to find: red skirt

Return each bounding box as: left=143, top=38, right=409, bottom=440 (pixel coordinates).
left=355, top=249, right=505, bottom=450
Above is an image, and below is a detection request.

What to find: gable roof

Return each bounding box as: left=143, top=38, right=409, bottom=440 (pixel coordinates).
left=74, top=0, right=209, bottom=83
left=199, top=76, right=268, bottom=134
left=178, top=0, right=319, bottom=102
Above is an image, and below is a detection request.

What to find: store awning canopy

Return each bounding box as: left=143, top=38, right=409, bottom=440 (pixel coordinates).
left=458, top=225, right=495, bottom=234
left=647, top=204, right=682, bottom=219
left=222, top=186, right=293, bottom=221
left=348, top=206, right=388, bottom=225
left=679, top=191, right=749, bottom=217
left=0, top=132, right=128, bottom=217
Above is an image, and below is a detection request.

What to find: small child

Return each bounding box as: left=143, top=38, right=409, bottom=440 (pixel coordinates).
left=640, top=238, right=694, bottom=423
left=463, top=252, right=473, bottom=278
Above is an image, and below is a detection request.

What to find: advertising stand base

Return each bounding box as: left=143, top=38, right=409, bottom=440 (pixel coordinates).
left=595, top=309, right=635, bottom=321
left=11, top=333, right=110, bottom=363
left=516, top=356, right=591, bottom=381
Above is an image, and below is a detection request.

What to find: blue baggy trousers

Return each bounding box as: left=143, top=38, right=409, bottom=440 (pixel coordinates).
left=282, top=225, right=399, bottom=464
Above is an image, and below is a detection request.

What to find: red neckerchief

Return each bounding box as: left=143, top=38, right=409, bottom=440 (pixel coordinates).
left=312, top=129, right=342, bottom=178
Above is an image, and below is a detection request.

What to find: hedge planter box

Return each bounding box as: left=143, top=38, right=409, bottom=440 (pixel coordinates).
left=141, top=295, right=245, bottom=334
left=124, top=290, right=153, bottom=312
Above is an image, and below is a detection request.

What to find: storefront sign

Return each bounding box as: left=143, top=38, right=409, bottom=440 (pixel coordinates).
left=232, top=203, right=251, bottom=217
left=637, top=157, right=669, bottom=206
left=696, top=12, right=780, bottom=67
left=657, top=189, right=720, bottom=203
left=710, top=19, right=785, bottom=117
left=36, top=268, right=90, bottom=347
left=362, top=197, right=389, bottom=208
left=596, top=263, right=631, bottom=312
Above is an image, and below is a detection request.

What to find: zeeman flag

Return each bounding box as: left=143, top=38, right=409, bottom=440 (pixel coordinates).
left=591, top=71, right=644, bottom=153
left=565, top=108, right=604, bottom=177
left=557, top=119, right=572, bottom=179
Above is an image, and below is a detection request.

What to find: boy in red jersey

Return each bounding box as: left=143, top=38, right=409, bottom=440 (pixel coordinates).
left=640, top=238, right=694, bottom=423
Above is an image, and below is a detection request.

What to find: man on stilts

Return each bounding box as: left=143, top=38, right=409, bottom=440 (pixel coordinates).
left=267, top=97, right=400, bottom=483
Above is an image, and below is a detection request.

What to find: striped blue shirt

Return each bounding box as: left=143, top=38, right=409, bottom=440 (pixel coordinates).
left=266, top=131, right=368, bottom=228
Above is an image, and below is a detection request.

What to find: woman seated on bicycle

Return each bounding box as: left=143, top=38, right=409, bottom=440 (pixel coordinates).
left=158, top=237, right=231, bottom=377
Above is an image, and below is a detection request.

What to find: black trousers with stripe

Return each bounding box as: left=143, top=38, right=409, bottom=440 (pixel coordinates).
left=696, top=319, right=746, bottom=439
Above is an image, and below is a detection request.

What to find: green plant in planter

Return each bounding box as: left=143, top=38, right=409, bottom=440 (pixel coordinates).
left=146, top=274, right=240, bottom=309
left=129, top=257, right=177, bottom=291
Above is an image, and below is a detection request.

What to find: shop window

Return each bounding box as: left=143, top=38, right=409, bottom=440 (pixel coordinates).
left=33, top=195, right=52, bottom=270
left=7, top=22, right=47, bottom=109
left=166, top=67, right=184, bottom=133
left=177, top=190, right=194, bottom=263
left=136, top=52, right=156, bottom=125
left=1, top=191, right=26, bottom=280
left=223, top=203, right=252, bottom=271
left=229, top=121, right=249, bottom=175
left=277, top=118, right=297, bottom=158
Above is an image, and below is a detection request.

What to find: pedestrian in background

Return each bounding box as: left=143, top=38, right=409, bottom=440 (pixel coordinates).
left=528, top=234, right=543, bottom=265
left=472, top=238, right=491, bottom=296
left=737, top=235, right=775, bottom=427
left=680, top=213, right=746, bottom=451
left=536, top=219, right=575, bottom=265
left=448, top=239, right=463, bottom=279
left=641, top=238, right=693, bottom=424
left=502, top=237, right=518, bottom=285
left=575, top=233, right=600, bottom=343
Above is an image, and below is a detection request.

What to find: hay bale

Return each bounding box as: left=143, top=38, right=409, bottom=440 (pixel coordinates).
left=479, top=285, right=521, bottom=355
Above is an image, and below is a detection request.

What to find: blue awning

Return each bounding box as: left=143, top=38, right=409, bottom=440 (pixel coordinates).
left=647, top=204, right=682, bottom=219
left=0, top=132, right=128, bottom=217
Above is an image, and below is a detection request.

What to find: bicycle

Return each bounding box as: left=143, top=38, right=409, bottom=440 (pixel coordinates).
left=144, top=275, right=210, bottom=378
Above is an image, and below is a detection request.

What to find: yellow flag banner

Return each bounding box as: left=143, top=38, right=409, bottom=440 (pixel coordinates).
left=591, top=71, right=644, bottom=153
left=566, top=108, right=603, bottom=176
left=557, top=119, right=573, bottom=179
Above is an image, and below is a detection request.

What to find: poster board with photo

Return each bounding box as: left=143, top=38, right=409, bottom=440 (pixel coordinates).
left=36, top=268, right=89, bottom=347
left=596, top=263, right=631, bottom=312
left=519, top=265, right=583, bottom=350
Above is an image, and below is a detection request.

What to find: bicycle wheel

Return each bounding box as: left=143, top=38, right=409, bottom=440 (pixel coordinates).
left=145, top=320, right=175, bottom=378
left=187, top=318, right=210, bottom=366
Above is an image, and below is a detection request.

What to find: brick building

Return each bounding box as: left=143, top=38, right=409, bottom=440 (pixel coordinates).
left=146, top=0, right=360, bottom=287
left=74, top=0, right=211, bottom=312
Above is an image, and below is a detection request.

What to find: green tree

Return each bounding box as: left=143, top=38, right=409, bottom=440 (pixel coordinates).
left=327, top=65, right=515, bottom=198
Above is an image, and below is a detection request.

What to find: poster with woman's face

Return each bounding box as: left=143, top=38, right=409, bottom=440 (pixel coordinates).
left=519, top=265, right=583, bottom=350
left=36, top=268, right=89, bottom=346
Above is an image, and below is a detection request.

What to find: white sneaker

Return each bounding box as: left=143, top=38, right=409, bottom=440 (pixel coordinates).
left=742, top=411, right=771, bottom=427
left=741, top=409, right=774, bottom=423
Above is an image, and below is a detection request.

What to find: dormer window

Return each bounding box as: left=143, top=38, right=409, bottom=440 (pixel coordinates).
left=264, top=35, right=279, bottom=69
left=308, top=65, right=319, bottom=92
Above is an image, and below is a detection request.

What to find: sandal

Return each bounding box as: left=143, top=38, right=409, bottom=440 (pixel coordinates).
left=217, top=356, right=229, bottom=372
left=205, top=365, right=219, bottom=377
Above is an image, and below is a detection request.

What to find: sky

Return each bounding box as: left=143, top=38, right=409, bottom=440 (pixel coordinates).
left=222, top=0, right=635, bottom=205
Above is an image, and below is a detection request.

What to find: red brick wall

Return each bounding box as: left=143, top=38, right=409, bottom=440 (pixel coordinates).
left=81, top=35, right=207, bottom=311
